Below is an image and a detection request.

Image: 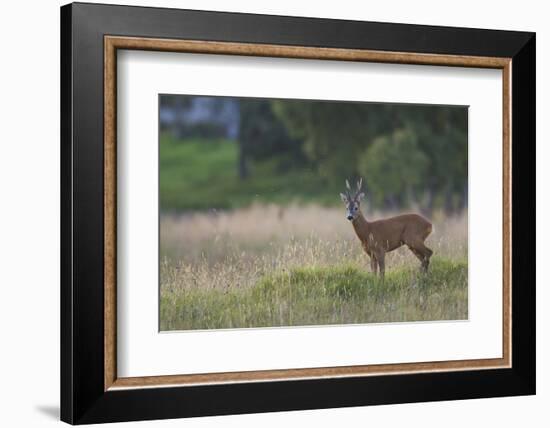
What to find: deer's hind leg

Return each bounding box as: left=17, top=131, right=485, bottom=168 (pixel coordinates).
left=407, top=242, right=433, bottom=273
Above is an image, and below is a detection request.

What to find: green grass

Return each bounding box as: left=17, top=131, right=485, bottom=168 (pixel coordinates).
left=160, top=258, right=468, bottom=331
left=160, top=135, right=342, bottom=210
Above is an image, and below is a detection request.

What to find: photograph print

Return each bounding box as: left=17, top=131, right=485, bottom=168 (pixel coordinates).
left=159, top=94, right=468, bottom=331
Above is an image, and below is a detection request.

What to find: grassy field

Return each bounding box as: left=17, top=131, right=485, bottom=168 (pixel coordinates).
left=160, top=135, right=345, bottom=210
left=160, top=204, right=468, bottom=331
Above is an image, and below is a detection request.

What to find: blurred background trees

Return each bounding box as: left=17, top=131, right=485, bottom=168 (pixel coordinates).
left=159, top=95, right=467, bottom=213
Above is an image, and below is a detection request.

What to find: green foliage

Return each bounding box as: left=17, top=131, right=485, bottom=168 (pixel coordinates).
left=160, top=258, right=468, bottom=330
left=240, top=99, right=304, bottom=167
left=160, top=95, right=468, bottom=212
left=159, top=135, right=343, bottom=210
left=358, top=128, right=429, bottom=207
left=416, top=118, right=468, bottom=210
left=272, top=100, right=376, bottom=179
left=272, top=100, right=468, bottom=211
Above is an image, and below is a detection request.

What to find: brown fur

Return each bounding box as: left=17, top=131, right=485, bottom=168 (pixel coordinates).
left=351, top=210, right=433, bottom=277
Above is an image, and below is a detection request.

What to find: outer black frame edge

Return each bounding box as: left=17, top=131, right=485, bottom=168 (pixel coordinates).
left=510, top=34, right=536, bottom=393
left=60, top=3, right=74, bottom=425
left=60, top=2, right=536, bottom=424
left=70, top=1, right=533, bottom=56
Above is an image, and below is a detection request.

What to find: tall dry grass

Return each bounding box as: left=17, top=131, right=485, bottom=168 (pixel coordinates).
left=160, top=204, right=468, bottom=330
left=161, top=204, right=467, bottom=290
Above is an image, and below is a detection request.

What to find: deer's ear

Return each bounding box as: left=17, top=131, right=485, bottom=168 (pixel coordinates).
left=356, top=192, right=365, bottom=201
left=339, top=193, right=348, bottom=203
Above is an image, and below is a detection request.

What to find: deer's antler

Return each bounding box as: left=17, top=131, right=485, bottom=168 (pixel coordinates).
left=356, top=177, right=363, bottom=193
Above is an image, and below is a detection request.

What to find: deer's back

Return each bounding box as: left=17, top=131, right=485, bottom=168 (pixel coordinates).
left=377, top=213, right=431, bottom=228
left=370, top=214, right=432, bottom=247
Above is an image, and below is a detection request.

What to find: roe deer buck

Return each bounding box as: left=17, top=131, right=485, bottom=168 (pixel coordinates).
left=340, top=178, right=433, bottom=277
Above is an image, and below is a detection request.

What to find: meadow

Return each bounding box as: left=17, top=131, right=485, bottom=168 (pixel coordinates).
left=159, top=136, right=346, bottom=211
left=158, top=89, right=472, bottom=331
left=160, top=204, right=468, bottom=331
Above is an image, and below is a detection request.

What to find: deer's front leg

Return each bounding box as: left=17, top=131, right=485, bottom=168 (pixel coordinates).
left=376, top=252, right=386, bottom=279
left=370, top=256, right=378, bottom=275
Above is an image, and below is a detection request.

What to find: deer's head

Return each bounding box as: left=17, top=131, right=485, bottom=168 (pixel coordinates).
left=340, top=178, right=365, bottom=221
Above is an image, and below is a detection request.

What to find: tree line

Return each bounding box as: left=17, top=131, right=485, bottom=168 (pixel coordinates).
left=160, top=95, right=468, bottom=213
left=241, top=98, right=467, bottom=212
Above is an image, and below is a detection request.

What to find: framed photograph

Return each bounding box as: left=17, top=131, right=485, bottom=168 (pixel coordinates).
left=60, top=2, right=535, bottom=424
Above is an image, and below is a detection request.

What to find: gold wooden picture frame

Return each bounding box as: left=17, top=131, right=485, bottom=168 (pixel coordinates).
left=103, top=36, right=512, bottom=391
